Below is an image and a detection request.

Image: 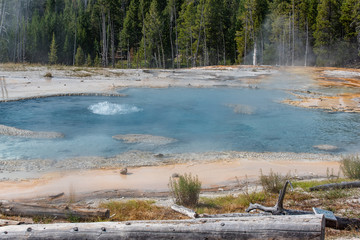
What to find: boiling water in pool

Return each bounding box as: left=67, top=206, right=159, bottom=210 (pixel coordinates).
left=0, top=88, right=359, bottom=160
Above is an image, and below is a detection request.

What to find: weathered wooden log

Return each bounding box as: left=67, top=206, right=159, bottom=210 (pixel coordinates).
left=0, top=201, right=109, bottom=220
left=0, top=219, right=21, bottom=227
left=309, top=181, right=360, bottom=191
left=246, top=180, right=293, bottom=215
left=200, top=212, right=270, bottom=218
left=0, top=215, right=325, bottom=240
left=171, top=204, right=198, bottom=219
left=48, top=193, right=65, bottom=200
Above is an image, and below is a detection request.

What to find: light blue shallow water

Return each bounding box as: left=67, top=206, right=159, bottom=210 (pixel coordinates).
left=0, top=87, right=359, bottom=160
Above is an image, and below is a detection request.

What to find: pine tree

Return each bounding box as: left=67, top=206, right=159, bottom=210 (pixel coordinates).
left=143, top=0, right=165, bottom=68
left=48, top=33, right=57, bottom=65
left=75, top=46, right=84, bottom=66
left=86, top=54, right=92, bottom=66
left=314, top=0, right=342, bottom=66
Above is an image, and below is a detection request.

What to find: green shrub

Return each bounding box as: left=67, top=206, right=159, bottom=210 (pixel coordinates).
left=169, top=173, right=201, bottom=207
left=341, top=155, right=360, bottom=179
left=259, top=169, right=291, bottom=194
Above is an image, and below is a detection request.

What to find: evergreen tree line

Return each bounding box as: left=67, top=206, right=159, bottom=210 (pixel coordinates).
left=0, top=0, right=359, bottom=68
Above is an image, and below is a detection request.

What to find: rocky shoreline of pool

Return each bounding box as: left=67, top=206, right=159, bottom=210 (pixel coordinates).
left=0, top=150, right=341, bottom=181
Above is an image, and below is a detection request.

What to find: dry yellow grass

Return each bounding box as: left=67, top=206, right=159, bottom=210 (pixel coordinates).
left=100, top=200, right=187, bottom=221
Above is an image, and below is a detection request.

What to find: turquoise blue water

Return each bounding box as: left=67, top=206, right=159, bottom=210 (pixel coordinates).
left=0, top=87, right=359, bottom=160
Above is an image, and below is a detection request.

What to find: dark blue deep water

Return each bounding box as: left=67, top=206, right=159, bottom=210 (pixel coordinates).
left=0, top=88, right=359, bottom=160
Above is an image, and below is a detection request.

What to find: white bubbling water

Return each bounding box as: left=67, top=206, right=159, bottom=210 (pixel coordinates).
left=88, top=101, right=142, bottom=115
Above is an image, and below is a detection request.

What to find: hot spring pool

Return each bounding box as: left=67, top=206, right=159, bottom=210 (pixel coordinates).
left=0, top=87, right=359, bottom=160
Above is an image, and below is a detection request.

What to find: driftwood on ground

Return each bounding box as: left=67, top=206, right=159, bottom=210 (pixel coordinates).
left=171, top=204, right=198, bottom=219
left=245, top=180, right=360, bottom=230
left=0, top=219, right=21, bottom=227
left=309, top=181, right=360, bottom=191
left=0, top=201, right=109, bottom=220
left=0, top=215, right=325, bottom=240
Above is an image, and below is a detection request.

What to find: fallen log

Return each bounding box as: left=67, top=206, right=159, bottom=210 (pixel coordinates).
left=0, top=201, right=109, bottom=220
left=309, top=181, right=360, bottom=191
left=0, top=219, right=21, bottom=227
left=171, top=204, right=270, bottom=218
left=171, top=204, right=198, bottom=219
left=0, top=215, right=325, bottom=240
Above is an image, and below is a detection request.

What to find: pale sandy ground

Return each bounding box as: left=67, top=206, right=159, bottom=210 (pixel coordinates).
left=0, top=159, right=340, bottom=200
left=0, top=64, right=357, bottom=201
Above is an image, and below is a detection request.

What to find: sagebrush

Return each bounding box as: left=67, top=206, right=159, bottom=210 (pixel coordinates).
left=169, top=173, right=201, bottom=207
left=259, top=169, right=291, bottom=193
left=341, top=155, right=360, bottom=179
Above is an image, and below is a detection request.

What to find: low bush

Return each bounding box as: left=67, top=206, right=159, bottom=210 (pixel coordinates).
left=259, top=169, right=291, bottom=194
left=340, top=155, right=360, bottom=179
left=169, top=173, right=201, bottom=207
left=44, top=72, right=53, bottom=78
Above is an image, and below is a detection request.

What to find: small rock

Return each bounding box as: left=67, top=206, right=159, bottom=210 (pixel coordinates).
left=155, top=153, right=164, bottom=158
left=313, top=144, right=338, bottom=151
left=172, top=173, right=180, bottom=178
left=120, top=167, right=128, bottom=175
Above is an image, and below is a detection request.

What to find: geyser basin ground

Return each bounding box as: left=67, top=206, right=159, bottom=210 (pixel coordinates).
left=0, top=87, right=359, bottom=160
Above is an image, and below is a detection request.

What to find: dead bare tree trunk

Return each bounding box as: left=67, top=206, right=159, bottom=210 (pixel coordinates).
left=140, top=1, right=147, bottom=68
left=292, top=0, right=295, bottom=66
left=194, top=1, right=205, bottom=67
left=73, top=15, right=77, bottom=66
left=310, top=181, right=360, bottom=191
left=0, top=1, right=7, bottom=36
left=174, top=4, right=180, bottom=68
left=110, top=16, right=115, bottom=68
left=101, top=6, right=107, bottom=67
left=246, top=180, right=360, bottom=230
left=169, top=5, right=174, bottom=69
left=253, top=41, right=257, bottom=65
left=305, top=20, right=309, bottom=66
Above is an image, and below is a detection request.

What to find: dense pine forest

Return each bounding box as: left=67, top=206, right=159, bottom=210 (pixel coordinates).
left=0, top=0, right=359, bottom=68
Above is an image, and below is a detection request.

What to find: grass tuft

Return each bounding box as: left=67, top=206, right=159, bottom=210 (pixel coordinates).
left=341, top=155, right=360, bottom=179
left=169, top=173, right=201, bottom=207
left=196, top=191, right=268, bottom=215
left=259, top=169, right=291, bottom=193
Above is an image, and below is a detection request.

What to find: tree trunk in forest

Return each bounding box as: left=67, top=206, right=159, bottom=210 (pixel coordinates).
left=174, top=4, right=180, bottom=68
left=305, top=21, right=309, bottom=66
left=189, top=28, right=193, bottom=67
left=194, top=2, right=205, bottom=67
left=101, top=6, right=107, bottom=67
left=288, top=13, right=291, bottom=66
left=127, top=40, right=130, bottom=68
left=0, top=215, right=325, bottom=240
left=222, top=26, right=226, bottom=65
left=0, top=1, right=6, bottom=36
left=159, top=34, right=165, bottom=69
left=110, top=17, right=115, bottom=68
left=73, top=15, right=77, bottom=66
left=140, top=3, right=147, bottom=68
left=203, top=27, right=208, bottom=66
left=169, top=7, right=174, bottom=68
left=253, top=41, right=257, bottom=65
left=292, top=0, right=295, bottom=66
left=244, top=19, right=247, bottom=64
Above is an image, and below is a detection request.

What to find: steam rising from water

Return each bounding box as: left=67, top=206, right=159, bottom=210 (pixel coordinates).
left=88, top=101, right=142, bottom=115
